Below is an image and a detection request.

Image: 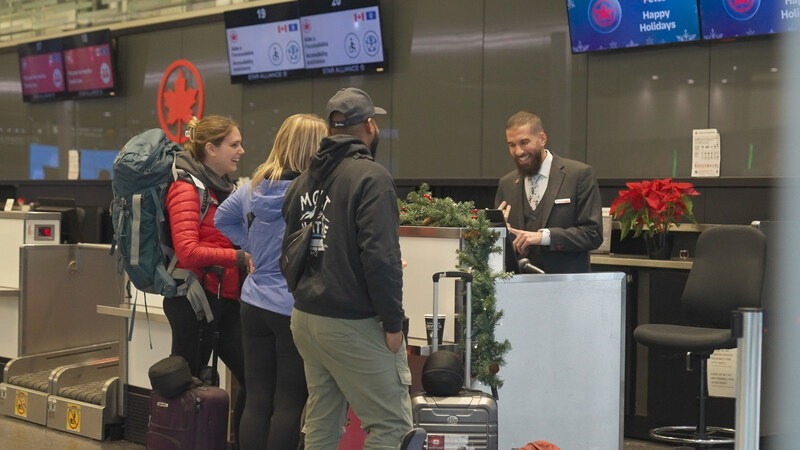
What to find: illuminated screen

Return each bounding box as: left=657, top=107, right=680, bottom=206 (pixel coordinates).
left=62, top=29, right=117, bottom=98
left=223, top=0, right=386, bottom=82
left=224, top=2, right=306, bottom=83
left=298, top=0, right=386, bottom=76
left=18, top=38, right=66, bottom=102
left=29, top=144, right=60, bottom=180
left=79, top=149, right=117, bottom=179
left=699, top=0, right=800, bottom=40
left=566, top=0, right=701, bottom=53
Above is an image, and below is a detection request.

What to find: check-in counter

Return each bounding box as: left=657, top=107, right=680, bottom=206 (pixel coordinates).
left=491, top=272, right=625, bottom=449
left=0, top=288, right=20, bottom=367
left=0, top=211, right=61, bottom=368
left=0, top=244, right=119, bottom=367
left=96, top=291, right=233, bottom=392
left=0, top=211, right=61, bottom=289
left=400, top=226, right=506, bottom=347
left=400, top=227, right=625, bottom=449
left=96, top=299, right=173, bottom=390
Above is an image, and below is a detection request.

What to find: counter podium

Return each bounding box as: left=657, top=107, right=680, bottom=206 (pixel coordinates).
left=492, top=272, right=625, bottom=449
left=400, top=227, right=626, bottom=449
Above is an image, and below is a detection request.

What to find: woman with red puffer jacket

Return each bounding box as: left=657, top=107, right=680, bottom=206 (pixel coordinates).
left=164, top=115, right=250, bottom=449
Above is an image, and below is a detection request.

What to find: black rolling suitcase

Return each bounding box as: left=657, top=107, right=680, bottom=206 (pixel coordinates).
left=411, top=271, right=499, bottom=450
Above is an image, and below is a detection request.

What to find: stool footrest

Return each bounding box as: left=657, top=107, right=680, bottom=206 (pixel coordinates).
left=650, top=425, right=735, bottom=446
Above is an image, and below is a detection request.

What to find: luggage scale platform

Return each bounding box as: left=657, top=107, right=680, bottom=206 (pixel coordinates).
left=0, top=342, right=122, bottom=440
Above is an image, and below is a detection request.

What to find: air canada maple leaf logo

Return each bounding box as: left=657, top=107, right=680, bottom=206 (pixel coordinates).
left=157, top=59, right=205, bottom=144
left=164, top=71, right=197, bottom=125
left=724, top=0, right=759, bottom=21
left=588, top=0, right=622, bottom=34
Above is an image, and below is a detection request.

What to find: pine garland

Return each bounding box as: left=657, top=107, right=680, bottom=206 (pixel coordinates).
left=399, top=183, right=512, bottom=388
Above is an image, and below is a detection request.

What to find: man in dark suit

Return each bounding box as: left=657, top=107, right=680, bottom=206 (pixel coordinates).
left=495, top=111, right=603, bottom=274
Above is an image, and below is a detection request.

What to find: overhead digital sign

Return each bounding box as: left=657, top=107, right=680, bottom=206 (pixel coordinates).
left=298, top=0, right=385, bottom=76
left=223, top=0, right=386, bottom=83
left=224, top=2, right=306, bottom=83
left=18, top=38, right=67, bottom=102
left=566, top=0, right=702, bottom=53
left=63, top=29, right=117, bottom=98
left=699, top=0, right=800, bottom=40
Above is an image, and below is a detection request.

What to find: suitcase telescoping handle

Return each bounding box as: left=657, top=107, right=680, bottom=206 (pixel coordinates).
left=432, top=271, right=472, bottom=389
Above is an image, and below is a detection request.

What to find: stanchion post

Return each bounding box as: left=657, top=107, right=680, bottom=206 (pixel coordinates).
left=733, top=307, right=763, bottom=450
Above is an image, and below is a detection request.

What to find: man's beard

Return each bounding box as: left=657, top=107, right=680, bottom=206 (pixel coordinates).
left=515, top=151, right=542, bottom=177
left=369, top=131, right=380, bottom=157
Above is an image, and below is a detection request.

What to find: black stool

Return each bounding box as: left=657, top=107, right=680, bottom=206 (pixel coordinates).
left=633, top=226, right=766, bottom=446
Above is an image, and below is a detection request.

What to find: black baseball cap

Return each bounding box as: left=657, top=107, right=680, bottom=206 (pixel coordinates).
left=326, top=87, right=387, bottom=128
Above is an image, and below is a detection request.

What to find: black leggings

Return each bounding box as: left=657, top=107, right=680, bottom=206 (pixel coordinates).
left=163, top=293, right=246, bottom=445
left=238, top=302, right=307, bottom=450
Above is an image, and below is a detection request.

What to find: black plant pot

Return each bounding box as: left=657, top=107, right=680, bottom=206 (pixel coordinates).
left=644, top=233, right=674, bottom=260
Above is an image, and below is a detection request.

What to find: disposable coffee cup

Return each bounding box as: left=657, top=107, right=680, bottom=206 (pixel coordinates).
left=424, top=314, right=445, bottom=345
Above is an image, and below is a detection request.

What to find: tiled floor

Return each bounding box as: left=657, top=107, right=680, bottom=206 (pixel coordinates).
left=0, top=411, right=691, bottom=450
left=0, top=413, right=141, bottom=450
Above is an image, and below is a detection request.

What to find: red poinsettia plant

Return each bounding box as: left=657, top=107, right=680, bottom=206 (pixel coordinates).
left=609, top=178, right=700, bottom=240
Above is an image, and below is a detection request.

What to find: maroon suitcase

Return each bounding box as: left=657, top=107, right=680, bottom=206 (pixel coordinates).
left=338, top=406, right=367, bottom=449
left=146, top=382, right=229, bottom=450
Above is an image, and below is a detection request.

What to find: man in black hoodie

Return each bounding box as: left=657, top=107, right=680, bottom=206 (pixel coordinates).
left=283, top=88, right=423, bottom=449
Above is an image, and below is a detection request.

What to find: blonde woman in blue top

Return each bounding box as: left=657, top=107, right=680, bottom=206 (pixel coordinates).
left=215, top=113, right=326, bottom=450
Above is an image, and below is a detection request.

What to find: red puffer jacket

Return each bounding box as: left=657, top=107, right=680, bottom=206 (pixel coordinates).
left=166, top=180, right=242, bottom=301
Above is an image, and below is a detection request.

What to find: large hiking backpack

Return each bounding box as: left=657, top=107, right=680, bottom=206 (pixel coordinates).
left=110, top=128, right=215, bottom=323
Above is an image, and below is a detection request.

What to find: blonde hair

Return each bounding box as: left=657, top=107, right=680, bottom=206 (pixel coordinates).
left=250, top=113, right=327, bottom=187
left=183, top=115, right=239, bottom=161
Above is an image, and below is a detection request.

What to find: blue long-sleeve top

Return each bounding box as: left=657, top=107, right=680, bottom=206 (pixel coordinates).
left=215, top=174, right=296, bottom=316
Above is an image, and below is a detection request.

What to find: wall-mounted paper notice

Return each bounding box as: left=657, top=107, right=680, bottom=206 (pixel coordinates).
left=68, top=149, right=80, bottom=180
left=692, top=129, right=721, bottom=177
left=708, top=348, right=737, bottom=398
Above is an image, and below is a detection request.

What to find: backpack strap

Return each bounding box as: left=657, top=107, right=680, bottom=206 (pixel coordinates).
left=130, top=186, right=164, bottom=268
left=109, top=199, right=119, bottom=256
left=119, top=188, right=161, bottom=345
left=171, top=269, right=214, bottom=322
left=124, top=280, right=154, bottom=349
left=164, top=169, right=218, bottom=323
left=160, top=161, right=219, bottom=322
left=175, top=167, right=217, bottom=222
left=194, top=177, right=216, bottom=224
left=166, top=247, right=214, bottom=322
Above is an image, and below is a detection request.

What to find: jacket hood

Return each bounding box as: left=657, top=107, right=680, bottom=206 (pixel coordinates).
left=251, top=179, right=291, bottom=222
left=174, top=150, right=235, bottom=200
left=309, top=135, right=373, bottom=183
